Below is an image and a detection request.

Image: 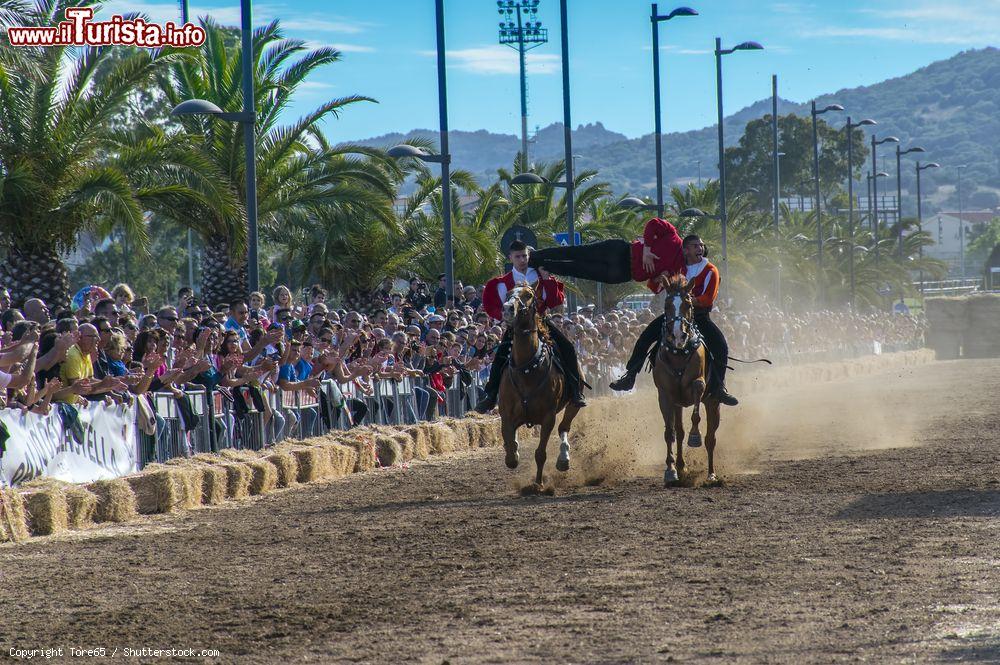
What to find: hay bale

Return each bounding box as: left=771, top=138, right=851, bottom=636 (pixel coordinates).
left=265, top=451, right=299, bottom=488
left=126, top=465, right=202, bottom=515
left=245, top=459, right=278, bottom=495
left=64, top=485, right=98, bottom=528
left=289, top=446, right=331, bottom=483
left=87, top=478, right=138, bottom=523
left=0, top=489, right=29, bottom=543
left=475, top=418, right=502, bottom=448
left=391, top=432, right=415, bottom=462
left=374, top=433, right=404, bottom=467
left=406, top=426, right=432, bottom=460
left=326, top=442, right=359, bottom=477
left=422, top=422, right=457, bottom=455
left=335, top=432, right=378, bottom=471
left=22, top=487, right=68, bottom=536
left=217, top=463, right=252, bottom=500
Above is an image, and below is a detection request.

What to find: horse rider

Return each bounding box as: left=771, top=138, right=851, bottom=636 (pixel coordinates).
left=474, top=240, right=587, bottom=414
left=609, top=234, right=739, bottom=406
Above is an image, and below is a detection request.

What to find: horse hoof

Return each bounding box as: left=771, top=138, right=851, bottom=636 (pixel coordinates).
left=688, top=433, right=703, bottom=448
left=707, top=473, right=718, bottom=482
left=505, top=451, right=519, bottom=469
left=556, top=457, right=570, bottom=473
left=664, top=468, right=678, bottom=486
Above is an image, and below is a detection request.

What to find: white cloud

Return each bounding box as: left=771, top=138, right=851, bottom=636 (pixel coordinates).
left=802, top=0, right=1000, bottom=45
left=303, top=39, right=375, bottom=53
left=424, top=45, right=559, bottom=75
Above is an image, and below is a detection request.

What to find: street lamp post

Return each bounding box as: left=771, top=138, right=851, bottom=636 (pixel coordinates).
left=870, top=134, right=899, bottom=266
left=170, top=0, right=259, bottom=295
left=714, top=37, right=764, bottom=295
left=511, top=0, right=579, bottom=311
left=497, top=0, right=548, bottom=161
left=845, top=116, right=877, bottom=312
left=810, top=100, right=843, bottom=306
left=895, top=144, right=925, bottom=258
left=180, top=0, right=195, bottom=291
left=957, top=164, right=968, bottom=279
left=771, top=74, right=779, bottom=230
left=915, top=161, right=940, bottom=293
left=650, top=4, right=698, bottom=218
left=387, top=0, right=455, bottom=307
left=773, top=151, right=785, bottom=227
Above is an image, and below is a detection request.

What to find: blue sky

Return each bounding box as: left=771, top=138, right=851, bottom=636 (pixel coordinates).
left=98, top=0, right=1000, bottom=140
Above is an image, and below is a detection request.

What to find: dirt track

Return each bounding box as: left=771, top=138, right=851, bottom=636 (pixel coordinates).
left=2, top=358, right=999, bottom=663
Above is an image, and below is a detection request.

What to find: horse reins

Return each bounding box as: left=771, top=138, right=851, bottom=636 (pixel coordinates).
left=658, top=305, right=703, bottom=378
left=506, top=297, right=555, bottom=425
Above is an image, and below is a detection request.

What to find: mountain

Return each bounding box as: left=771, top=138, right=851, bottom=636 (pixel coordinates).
left=354, top=48, right=1000, bottom=215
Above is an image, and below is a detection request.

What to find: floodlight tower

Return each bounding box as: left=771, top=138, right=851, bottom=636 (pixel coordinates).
left=498, top=0, right=548, bottom=161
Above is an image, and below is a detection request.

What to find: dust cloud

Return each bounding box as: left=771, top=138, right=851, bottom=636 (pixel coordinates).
left=506, top=351, right=933, bottom=490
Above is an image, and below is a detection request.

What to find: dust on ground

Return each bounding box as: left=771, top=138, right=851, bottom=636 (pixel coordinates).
left=1, top=358, right=999, bottom=664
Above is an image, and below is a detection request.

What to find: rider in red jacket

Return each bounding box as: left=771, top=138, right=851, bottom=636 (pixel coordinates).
left=474, top=240, right=586, bottom=414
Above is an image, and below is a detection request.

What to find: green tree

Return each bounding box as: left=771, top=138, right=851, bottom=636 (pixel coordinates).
left=0, top=0, right=219, bottom=308
left=723, top=114, right=870, bottom=211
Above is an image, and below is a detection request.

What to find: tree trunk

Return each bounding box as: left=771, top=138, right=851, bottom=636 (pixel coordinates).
left=201, top=236, right=248, bottom=307
left=1, top=245, right=71, bottom=311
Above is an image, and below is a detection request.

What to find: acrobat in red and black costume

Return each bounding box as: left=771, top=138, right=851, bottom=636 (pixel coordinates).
left=528, top=219, right=738, bottom=405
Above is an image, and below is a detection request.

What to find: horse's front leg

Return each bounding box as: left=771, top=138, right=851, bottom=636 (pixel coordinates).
left=657, top=391, right=678, bottom=486
left=501, top=416, right=520, bottom=469
left=673, top=404, right=686, bottom=475
left=687, top=378, right=705, bottom=448
left=534, top=413, right=557, bottom=486
left=705, top=400, right=721, bottom=482
left=556, top=403, right=580, bottom=473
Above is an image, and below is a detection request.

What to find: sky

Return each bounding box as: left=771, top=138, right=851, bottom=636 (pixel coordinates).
left=95, top=0, right=1000, bottom=141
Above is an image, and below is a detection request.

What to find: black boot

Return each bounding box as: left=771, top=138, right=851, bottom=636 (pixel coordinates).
left=609, top=370, right=638, bottom=392
left=566, top=368, right=587, bottom=407
left=714, top=386, right=739, bottom=407
left=474, top=391, right=498, bottom=414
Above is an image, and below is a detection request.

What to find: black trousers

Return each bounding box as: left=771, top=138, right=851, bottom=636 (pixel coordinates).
left=483, top=318, right=582, bottom=395
left=530, top=239, right=633, bottom=284
left=623, top=311, right=730, bottom=392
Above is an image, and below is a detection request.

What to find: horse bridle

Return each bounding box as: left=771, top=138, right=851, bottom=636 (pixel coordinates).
left=505, top=287, right=554, bottom=421
left=659, top=292, right=702, bottom=371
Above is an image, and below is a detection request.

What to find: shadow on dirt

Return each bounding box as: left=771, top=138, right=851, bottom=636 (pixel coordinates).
left=937, top=635, right=1000, bottom=662
left=307, top=490, right=617, bottom=517
left=835, top=490, right=1000, bottom=519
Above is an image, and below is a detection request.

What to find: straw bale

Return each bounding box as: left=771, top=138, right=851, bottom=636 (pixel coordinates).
left=0, top=488, right=29, bottom=543
left=334, top=432, right=378, bottom=471
left=245, top=459, right=278, bottom=495
left=168, top=460, right=228, bottom=505
left=374, top=433, right=403, bottom=467
left=64, top=485, right=98, bottom=528
left=289, top=446, right=331, bottom=483
left=126, top=465, right=202, bottom=514
left=265, top=450, right=299, bottom=488
left=87, top=478, right=138, bottom=523
left=422, top=422, right=457, bottom=455
left=405, top=426, right=432, bottom=460
left=217, top=462, right=252, bottom=500
left=326, top=442, right=359, bottom=477
left=444, top=419, right=476, bottom=449
left=476, top=418, right=502, bottom=448
left=391, top=432, right=415, bottom=462
left=22, top=487, right=68, bottom=536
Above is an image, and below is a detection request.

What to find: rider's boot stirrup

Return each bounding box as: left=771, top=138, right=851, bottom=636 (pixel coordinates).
left=715, top=387, right=739, bottom=407
left=475, top=392, right=498, bottom=414
left=609, top=370, right=637, bottom=392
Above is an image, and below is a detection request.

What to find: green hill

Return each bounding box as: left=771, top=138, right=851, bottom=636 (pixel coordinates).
left=357, top=47, right=1000, bottom=216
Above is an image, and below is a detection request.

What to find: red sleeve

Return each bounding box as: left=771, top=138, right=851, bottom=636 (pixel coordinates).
left=538, top=277, right=565, bottom=313
left=482, top=277, right=503, bottom=321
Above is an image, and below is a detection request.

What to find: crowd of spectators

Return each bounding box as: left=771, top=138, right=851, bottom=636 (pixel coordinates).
left=0, top=277, right=925, bottom=447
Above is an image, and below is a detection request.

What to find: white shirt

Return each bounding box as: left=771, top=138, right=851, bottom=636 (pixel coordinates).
left=497, top=267, right=540, bottom=304
left=685, top=258, right=712, bottom=297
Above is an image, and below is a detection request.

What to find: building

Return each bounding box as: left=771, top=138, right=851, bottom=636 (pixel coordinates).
left=921, top=210, right=998, bottom=276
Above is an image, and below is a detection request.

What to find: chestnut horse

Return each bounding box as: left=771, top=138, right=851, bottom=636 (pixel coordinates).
left=499, top=285, right=581, bottom=487
left=651, top=274, right=722, bottom=486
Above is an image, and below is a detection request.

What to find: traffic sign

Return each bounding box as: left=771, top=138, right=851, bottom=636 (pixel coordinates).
left=553, top=232, right=582, bottom=247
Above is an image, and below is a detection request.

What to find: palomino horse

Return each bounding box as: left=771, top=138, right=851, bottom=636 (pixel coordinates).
left=651, top=274, right=722, bottom=486
left=499, top=285, right=581, bottom=488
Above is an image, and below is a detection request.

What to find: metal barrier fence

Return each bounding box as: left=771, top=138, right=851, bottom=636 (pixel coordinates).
left=134, top=363, right=630, bottom=470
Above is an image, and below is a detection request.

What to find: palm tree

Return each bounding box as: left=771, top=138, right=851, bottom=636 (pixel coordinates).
left=158, top=19, right=387, bottom=304
left=0, top=0, right=216, bottom=308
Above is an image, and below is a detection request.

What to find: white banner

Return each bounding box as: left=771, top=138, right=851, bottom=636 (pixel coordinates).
left=0, top=402, right=138, bottom=487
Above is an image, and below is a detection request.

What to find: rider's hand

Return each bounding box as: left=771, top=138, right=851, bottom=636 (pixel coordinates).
left=642, top=245, right=659, bottom=274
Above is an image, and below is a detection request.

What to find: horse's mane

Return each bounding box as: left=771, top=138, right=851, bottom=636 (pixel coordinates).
left=655, top=273, right=688, bottom=293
